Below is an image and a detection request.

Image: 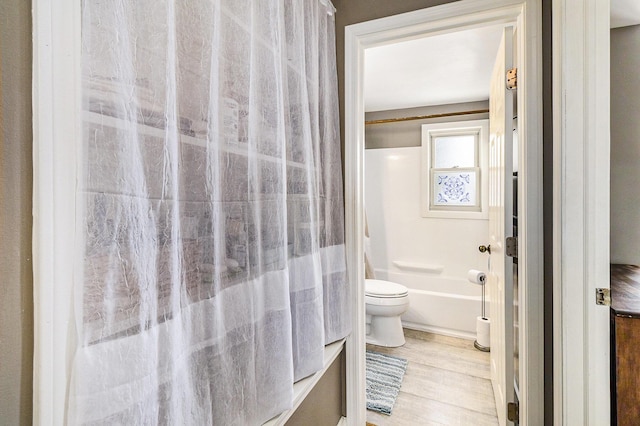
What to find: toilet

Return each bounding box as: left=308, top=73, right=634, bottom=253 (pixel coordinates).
left=365, top=279, right=410, bottom=347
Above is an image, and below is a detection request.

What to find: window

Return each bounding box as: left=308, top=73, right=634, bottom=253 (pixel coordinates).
left=421, top=119, right=488, bottom=219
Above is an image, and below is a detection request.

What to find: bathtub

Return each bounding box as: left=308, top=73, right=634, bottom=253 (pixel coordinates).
left=373, top=268, right=488, bottom=340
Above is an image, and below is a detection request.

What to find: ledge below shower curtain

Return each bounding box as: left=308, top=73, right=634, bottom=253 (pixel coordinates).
left=70, top=0, right=349, bottom=424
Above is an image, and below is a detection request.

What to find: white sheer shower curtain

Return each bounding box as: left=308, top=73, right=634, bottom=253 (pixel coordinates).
left=72, top=0, right=348, bottom=424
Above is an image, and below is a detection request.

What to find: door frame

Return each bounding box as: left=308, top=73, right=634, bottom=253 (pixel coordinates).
left=551, top=0, right=610, bottom=424
left=343, top=1, right=543, bottom=424
left=32, top=0, right=81, bottom=423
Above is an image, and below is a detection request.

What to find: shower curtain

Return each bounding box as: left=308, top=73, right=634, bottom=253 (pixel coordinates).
left=72, top=0, right=349, bottom=424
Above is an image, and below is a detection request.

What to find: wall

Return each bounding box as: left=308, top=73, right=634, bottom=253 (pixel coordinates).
left=0, top=0, right=34, bottom=424
left=365, top=101, right=489, bottom=149
left=365, top=105, right=489, bottom=337
left=610, top=24, right=640, bottom=265
left=332, top=0, right=460, bottom=148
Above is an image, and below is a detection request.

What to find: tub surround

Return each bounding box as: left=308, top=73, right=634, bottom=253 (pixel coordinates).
left=365, top=146, right=489, bottom=338
left=377, top=269, right=483, bottom=340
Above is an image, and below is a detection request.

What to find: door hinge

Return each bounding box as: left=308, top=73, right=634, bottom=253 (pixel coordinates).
left=506, top=236, right=517, bottom=258
left=507, top=401, right=519, bottom=423
left=596, top=288, right=611, bottom=306
left=506, top=68, right=517, bottom=90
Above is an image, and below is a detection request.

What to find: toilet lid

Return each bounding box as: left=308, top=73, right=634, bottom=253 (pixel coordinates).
left=365, top=279, right=408, bottom=298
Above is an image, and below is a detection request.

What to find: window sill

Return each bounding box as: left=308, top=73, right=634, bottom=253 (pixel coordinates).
left=422, top=210, right=488, bottom=220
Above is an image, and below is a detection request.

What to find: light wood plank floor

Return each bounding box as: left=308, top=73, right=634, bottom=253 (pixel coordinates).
left=366, top=329, right=499, bottom=426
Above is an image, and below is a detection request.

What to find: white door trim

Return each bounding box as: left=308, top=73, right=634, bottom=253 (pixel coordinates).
left=32, top=0, right=82, bottom=424
left=344, top=1, right=543, bottom=424
left=552, top=0, right=610, bottom=424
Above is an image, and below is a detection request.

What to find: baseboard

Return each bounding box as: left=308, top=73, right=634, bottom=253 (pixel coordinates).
left=402, top=321, right=476, bottom=341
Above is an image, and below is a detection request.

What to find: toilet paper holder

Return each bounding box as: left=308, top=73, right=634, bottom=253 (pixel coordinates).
left=468, top=268, right=490, bottom=352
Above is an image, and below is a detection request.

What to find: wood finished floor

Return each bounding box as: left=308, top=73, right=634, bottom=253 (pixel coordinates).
left=366, top=329, right=499, bottom=426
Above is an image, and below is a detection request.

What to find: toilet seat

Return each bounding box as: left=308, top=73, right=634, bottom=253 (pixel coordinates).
left=365, top=279, right=408, bottom=298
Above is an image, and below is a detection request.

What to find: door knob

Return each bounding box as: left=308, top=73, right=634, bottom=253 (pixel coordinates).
left=478, top=245, right=491, bottom=254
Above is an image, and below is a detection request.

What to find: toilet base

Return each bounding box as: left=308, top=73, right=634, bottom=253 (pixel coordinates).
left=366, top=314, right=406, bottom=347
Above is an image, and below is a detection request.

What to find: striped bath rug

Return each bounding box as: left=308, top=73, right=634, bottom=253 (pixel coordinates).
left=365, top=350, right=408, bottom=415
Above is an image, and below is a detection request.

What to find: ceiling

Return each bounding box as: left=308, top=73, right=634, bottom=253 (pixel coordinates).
left=611, top=0, right=640, bottom=28
left=364, top=24, right=504, bottom=112
left=364, top=0, right=640, bottom=113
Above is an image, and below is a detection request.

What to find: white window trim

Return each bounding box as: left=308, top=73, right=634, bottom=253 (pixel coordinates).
left=420, top=119, right=489, bottom=219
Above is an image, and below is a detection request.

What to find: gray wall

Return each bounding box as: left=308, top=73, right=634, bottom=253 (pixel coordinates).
left=610, top=24, right=640, bottom=265
left=365, top=101, right=489, bottom=149
left=332, top=0, right=460, bottom=147
left=0, top=0, right=34, bottom=424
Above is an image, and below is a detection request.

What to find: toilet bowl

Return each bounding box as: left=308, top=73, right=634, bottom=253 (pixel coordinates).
left=365, top=279, right=409, bottom=347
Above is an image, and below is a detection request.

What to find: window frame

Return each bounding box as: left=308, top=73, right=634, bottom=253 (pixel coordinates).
left=421, top=119, right=489, bottom=219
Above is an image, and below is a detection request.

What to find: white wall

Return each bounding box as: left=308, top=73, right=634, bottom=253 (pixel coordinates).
left=365, top=147, right=489, bottom=337
left=611, top=24, right=640, bottom=265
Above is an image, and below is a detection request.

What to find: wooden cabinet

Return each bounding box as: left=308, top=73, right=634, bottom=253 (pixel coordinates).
left=610, top=264, right=640, bottom=426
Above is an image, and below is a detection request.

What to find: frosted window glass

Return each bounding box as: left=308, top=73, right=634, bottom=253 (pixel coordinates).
left=433, top=171, right=478, bottom=206
left=433, top=135, right=476, bottom=168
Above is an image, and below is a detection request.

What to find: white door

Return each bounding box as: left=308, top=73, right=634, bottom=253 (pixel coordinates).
left=488, top=26, right=515, bottom=426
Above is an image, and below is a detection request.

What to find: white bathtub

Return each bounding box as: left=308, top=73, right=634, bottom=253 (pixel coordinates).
left=374, top=269, right=488, bottom=340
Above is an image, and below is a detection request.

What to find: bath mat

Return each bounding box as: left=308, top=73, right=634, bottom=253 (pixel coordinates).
left=365, top=350, right=408, bottom=415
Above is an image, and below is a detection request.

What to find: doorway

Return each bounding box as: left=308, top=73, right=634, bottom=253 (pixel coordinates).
left=343, top=1, right=543, bottom=424
left=362, top=27, right=504, bottom=423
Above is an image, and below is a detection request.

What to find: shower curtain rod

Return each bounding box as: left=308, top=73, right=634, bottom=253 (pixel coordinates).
left=364, top=108, right=489, bottom=125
